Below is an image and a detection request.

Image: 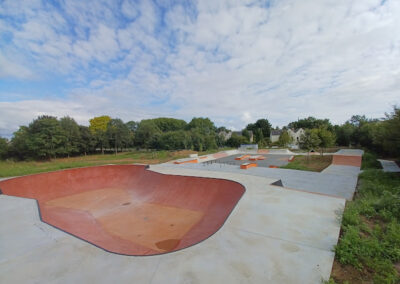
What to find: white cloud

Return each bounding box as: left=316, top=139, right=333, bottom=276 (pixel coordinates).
left=121, top=0, right=139, bottom=20
left=0, top=0, right=400, bottom=136
left=0, top=54, right=34, bottom=79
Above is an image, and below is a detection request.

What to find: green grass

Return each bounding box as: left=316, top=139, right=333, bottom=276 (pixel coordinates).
left=332, top=154, right=400, bottom=283
left=361, top=152, right=383, bottom=170
left=280, top=155, right=332, bottom=172
left=0, top=148, right=234, bottom=178
left=0, top=150, right=192, bottom=177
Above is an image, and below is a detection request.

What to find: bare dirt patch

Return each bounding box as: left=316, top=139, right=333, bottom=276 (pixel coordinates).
left=331, top=260, right=373, bottom=284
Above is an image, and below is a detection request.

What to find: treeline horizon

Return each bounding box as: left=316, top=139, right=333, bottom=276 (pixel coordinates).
left=0, top=106, right=398, bottom=160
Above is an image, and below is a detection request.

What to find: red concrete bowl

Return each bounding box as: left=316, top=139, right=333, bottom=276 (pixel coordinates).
left=0, top=165, right=245, bottom=256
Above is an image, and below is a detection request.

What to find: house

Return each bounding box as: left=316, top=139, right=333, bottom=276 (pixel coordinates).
left=218, top=130, right=232, bottom=141
left=270, top=128, right=305, bottom=145
left=288, top=128, right=305, bottom=144
left=270, top=130, right=282, bottom=143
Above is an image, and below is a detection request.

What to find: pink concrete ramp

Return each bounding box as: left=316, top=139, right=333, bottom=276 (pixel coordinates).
left=332, top=155, right=362, bottom=167
left=0, top=165, right=245, bottom=256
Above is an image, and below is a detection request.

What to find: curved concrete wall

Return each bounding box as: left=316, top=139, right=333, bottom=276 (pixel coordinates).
left=0, top=165, right=245, bottom=256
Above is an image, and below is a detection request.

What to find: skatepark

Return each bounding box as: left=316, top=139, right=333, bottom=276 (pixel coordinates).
left=0, top=148, right=364, bottom=283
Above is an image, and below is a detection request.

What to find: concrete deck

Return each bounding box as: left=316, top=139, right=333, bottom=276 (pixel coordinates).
left=0, top=166, right=344, bottom=284
left=378, top=159, right=400, bottom=172
left=170, top=162, right=358, bottom=200
left=213, top=154, right=292, bottom=167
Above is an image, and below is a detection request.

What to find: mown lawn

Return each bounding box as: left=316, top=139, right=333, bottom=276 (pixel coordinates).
left=0, top=149, right=221, bottom=178
left=330, top=154, right=400, bottom=283
left=280, top=155, right=332, bottom=172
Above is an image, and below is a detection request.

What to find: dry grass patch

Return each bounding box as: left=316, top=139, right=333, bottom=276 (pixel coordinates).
left=281, top=155, right=332, bottom=172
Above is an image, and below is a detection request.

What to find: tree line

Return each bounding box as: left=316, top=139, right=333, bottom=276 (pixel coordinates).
left=0, top=106, right=398, bottom=160
left=0, top=115, right=223, bottom=160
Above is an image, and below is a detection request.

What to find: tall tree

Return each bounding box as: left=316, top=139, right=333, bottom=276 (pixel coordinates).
left=242, top=129, right=251, bottom=142
left=27, top=116, right=66, bottom=159
left=187, top=117, right=216, bottom=135
left=152, top=118, right=187, bottom=132
left=246, top=118, right=272, bottom=142
left=60, top=116, right=81, bottom=158
left=299, top=129, right=321, bottom=161
left=317, top=128, right=336, bottom=155
left=10, top=126, right=30, bottom=160
left=89, top=115, right=111, bottom=154
left=78, top=125, right=96, bottom=155
left=0, top=137, right=8, bottom=159
left=375, top=107, right=400, bottom=157
left=288, top=117, right=333, bottom=130
left=135, top=120, right=162, bottom=148
left=278, top=130, right=293, bottom=147
left=107, top=119, right=130, bottom=154
left=227, top=133, right=248, bottom=148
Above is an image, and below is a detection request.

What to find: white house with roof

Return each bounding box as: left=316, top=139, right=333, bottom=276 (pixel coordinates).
left=288, top=128, right=305, bottom=144
left=270, top=128, right=305, bottom=146
left=270, top=130, right=282, bottom=143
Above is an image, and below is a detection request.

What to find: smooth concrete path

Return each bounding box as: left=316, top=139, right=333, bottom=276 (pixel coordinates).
left=334, top=149, right=364, bottom=156
left=0, top=166, right=345, bottom=284
left=378, top=159, right=400, bottom=172
left=169, top=162, right=358, bottom=200
left=321, top=164, right=361, bottom=177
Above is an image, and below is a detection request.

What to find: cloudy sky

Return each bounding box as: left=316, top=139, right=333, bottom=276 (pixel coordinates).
left=0, top=0, right=399, bottom=137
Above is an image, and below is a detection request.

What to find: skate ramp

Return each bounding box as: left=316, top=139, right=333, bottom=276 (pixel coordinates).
left=332, top=155, right=362, bottom=167
left=0, top=165, right=245, bottom=256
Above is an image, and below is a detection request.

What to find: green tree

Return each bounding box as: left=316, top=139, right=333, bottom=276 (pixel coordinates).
left=89, top=115, right=111, bottom=154
left=135, top=120, right=162, bottom=148
left=299, top=129, right=321, bottom=162
left=217, top=126, right=228, bottom=133
left=288, top=117, right=333, bottom=130
left=204, top=134, right=218, bottom=150
left=27, top=116, right=66, bottom=159
left=278, top=130, right=293, bottom=147
left=107, top=119, right=130, bottom=154
left=10, top=126, right=30, bottom=160
left=158, top=130, right=190, bottom=150
left=317, top=128, right=336, bottom=155
left=0, top=137, right=9, bottom=159
left=152, top=118, right=187, bottom=132
left=246, top=118, right=272, bottom=141
left=334, top=123, right=354, bottom=146
left=125, top=121, right=138, bottom=148
left=227, top=133, right=248, bottom=148
left=125, top=121, right=139, bottom=132
left=187, top=117, right=216, bottom=135
left=242, top=129, right=251, bottom=141
left=190, top=129, right=206, bottom=151
left=374, top=107, right=400, bottom=157
left=255, top=128, right=265, bottom=147
left=60, top=116, right=81, bottom=158
left=78, top=126, right=96, bottom=155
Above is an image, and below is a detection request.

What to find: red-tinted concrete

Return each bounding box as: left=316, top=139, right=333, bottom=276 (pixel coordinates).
left=240, top=163, right=257, bottom=169
left=332, top=155, right=362, bottom=167
left=174, top=159, right=198, bottom=164
left=235, top=155, right=250, bottom=160
left=0, top=165, right=245, bottom=256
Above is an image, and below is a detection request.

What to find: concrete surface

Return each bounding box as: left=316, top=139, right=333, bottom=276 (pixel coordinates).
left=321, top=165, right=361, bottom=177
left=0, top=166, right=345, bottom=284
left=378, top=159, right=400, bottom=172
left=170, top=162, right=358, bottom=200
left=0, top=165, right=245, bottom=256
left=213, top=154, right=291, bottom=167
left=334, top=149, right=364, bottom=156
